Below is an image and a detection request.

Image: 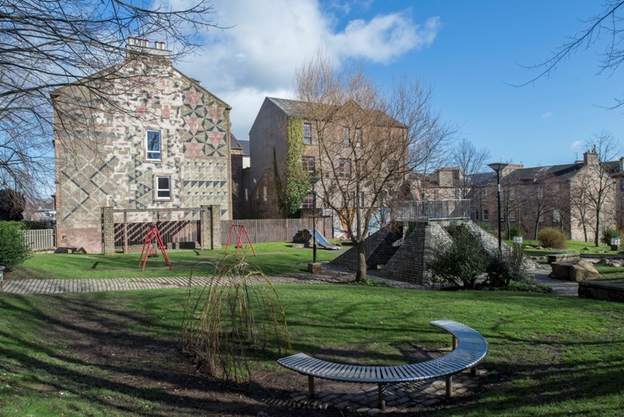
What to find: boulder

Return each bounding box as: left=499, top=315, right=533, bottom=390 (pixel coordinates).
left=549, top=259, right=599, bottom=282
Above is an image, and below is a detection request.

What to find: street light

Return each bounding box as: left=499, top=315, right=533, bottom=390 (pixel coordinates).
left=309, top=177, right=319, bottom=263
left=488, top=162, right=509, bottom=250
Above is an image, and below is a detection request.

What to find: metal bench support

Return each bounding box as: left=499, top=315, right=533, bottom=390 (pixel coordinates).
left=378, top=383, right=386, bottom=410
left=446, top=375, right=453, bottom=397
left=308, top=375, right=315, bottom=399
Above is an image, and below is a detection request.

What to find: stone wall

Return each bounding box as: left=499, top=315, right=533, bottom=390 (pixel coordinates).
left=579, top=281, right=624, bottom=302
left=330, top=226, right=403, bottom=271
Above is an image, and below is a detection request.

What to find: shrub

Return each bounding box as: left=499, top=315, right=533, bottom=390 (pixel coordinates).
left=426, top=225, right=490, bottom=290
left=538, top=228, right=567, bottom=249
left=0, top=221, right=31, bottom=270
left=508, top=226, right=523, bottom=239
left=476, top=221, right=493, bottom=234
left=601, top=227, right=621, bottom=246
left=487, top=243, right=531, bottom=287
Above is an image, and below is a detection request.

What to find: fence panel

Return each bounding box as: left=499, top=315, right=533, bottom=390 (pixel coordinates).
left=220, top=218, right=333, bottom=244
left=21, top=229, right=55, bottom=250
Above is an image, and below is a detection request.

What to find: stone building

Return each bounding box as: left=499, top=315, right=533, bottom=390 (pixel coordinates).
left=246, top=97, right=407, bottom=228
left=53, top=38, right=234, bottom=252
left=468, top=150, right=615, bottom=242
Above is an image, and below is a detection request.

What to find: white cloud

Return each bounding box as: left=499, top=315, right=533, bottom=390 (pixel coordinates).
left=570, top=140, right=582, bottom=150
left=167, top=0, right=441, bottom=140
left=542, top=111, right=553, bottom=119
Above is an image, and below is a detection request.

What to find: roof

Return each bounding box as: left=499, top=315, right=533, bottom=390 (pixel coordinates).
left=265, top=96, right=405, bottom=128
left=502, top=163, right=583, bottom=184
left=230, top=134, right=242, bottom=150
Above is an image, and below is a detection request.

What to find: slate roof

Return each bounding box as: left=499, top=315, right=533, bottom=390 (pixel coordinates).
left=501, top=163, right=584, bottom=184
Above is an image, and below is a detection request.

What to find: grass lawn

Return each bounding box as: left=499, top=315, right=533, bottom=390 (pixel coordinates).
left=522, top=239, right=621, bottom=258
left=1, top=285, right=624, bottom=416
left=7, top=242, right=346, bottom=280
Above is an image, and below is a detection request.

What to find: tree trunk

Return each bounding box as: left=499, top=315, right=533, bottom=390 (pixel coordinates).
left=595, top=208, right=601, bottom=246
left=355, top=240, right=367, bottom=282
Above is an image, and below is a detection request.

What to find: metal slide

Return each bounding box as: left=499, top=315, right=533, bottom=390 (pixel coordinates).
left=307, top=229, right=341, bottom=250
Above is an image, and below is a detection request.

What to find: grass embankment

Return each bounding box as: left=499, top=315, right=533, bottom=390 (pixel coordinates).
left=7, top=242, right=346, bottom=280
left=1, top=286, right=624, bottom=416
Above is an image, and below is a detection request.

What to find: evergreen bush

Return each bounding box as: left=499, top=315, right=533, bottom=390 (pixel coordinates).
left=0, top=221, right=31, bottom=270
left=601, top=227, right=621, bottom=246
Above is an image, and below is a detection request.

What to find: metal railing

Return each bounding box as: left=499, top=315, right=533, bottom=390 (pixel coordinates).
left=394, top=200, right=470, bottom=221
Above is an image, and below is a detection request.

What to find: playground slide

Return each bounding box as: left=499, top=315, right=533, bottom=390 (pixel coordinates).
left=308, top=229, right=341, bottom=250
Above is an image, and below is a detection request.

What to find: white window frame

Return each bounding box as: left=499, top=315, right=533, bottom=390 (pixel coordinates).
left=146, top=130, right=162, bottom=161
left=482, top=209, right=489, bottom=221
left=155, top=176, right=171, bottom=200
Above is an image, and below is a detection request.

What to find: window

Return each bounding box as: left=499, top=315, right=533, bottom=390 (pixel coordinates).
left=355, top=128, right=361, bottom=147
left=509, top=210, right=516, bottom=222
left=474, top=210, right=479, bottom=220
left=146, top=130, right=162, bottom=160
left=302, top=193, right=314, bottom=209
left=454, top=189, right=460, bottom=199
left=482, top=189, right=487, bottom=199
left=553, top=209, right=561, bottom=223
left=433, top=190, right=439, bottom=200
left=482, top=209, right=488, bottom=220
left=302, top=156, right=316, bottom=174
left=155, top=176, right=171, bottom=199
left=358, top=192, right=365, bottom=207
left=509, top=188, right=516, bottom=201
left=537, top=186, right=543, bottom=199
left=342, top=127, right=350, bottom=146
left=303, top=123, right=312, bottom=144
left=338, top=158, right=351, bottom=178
left=621, top=179, right=624, bottom=191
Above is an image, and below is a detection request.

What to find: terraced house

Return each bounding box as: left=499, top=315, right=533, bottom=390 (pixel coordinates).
left=53, top=38, right=234, bottom=252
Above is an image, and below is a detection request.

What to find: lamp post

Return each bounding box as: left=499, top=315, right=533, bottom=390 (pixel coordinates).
left=309, top=177, right=319, bottom=263
left=488, top=163, right=509, bottom=250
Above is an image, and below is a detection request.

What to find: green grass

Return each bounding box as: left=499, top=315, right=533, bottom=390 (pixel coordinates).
left=2, top=286, right=624, bottom=415
left=7, top=242, right=346, bottom=280
left=522, top=239, right=620, bottom=258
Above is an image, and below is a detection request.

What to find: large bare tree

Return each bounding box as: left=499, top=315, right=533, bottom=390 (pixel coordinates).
left=294, top=53, right=454, bottom=281
left=0, top=0, right=223, bottom=200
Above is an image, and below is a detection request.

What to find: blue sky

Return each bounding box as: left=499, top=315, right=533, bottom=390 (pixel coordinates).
left=172, top=0, right=624, bottom=168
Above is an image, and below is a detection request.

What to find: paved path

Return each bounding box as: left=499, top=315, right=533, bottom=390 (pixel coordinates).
left=0, top=264, right=577, bottom=296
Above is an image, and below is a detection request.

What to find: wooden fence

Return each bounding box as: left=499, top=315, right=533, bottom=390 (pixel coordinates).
left=220, top=218, right=333, bottom=244
left=21, top=229, right=55, bottom=251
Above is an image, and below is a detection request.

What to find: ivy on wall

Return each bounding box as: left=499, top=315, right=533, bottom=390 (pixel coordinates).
left=274, top=117, right=310, bottom=218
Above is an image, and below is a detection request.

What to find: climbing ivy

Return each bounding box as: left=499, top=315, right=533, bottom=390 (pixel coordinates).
left=276, top=117, right=310, bottom=218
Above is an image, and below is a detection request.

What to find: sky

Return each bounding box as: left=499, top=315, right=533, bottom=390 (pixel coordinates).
left=170, top=0, right=624, bottom=169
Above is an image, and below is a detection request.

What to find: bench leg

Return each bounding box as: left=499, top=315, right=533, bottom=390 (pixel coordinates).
left=452, top=335, right=458, bottom=350
left=378, top=383, right=386, bottom=410
left=471, top=365, right=477, bottom=375
left=446, top=375, right=453, bottom=397
left=308, top=375, right=315, bottom=399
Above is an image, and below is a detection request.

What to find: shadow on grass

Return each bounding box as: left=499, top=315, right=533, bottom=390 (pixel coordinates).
left=0, top=294, right=342, bottom=417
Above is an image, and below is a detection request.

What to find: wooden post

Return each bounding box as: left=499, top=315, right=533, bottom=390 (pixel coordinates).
left=123, top=211, right=128, bottom=254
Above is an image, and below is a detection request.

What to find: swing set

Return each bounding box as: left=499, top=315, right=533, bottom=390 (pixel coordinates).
left=225, top=224, right=256, bottom=256
left=138, top=223, right=172, bottom=271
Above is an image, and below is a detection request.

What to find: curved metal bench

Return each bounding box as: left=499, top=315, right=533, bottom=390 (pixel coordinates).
left=277, top=319, right=488, bottom=410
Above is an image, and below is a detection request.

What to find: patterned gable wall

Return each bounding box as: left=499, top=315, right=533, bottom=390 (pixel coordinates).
left=54, top=52, right=231, bottom=251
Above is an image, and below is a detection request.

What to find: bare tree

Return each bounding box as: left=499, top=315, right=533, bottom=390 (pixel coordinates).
left=517, top=172, right=566, bottom=240
left=518, top=1, right=624, bottom=107
left=0, top=0, right=224, bottom=200
left=581, top=132, right=619, bottom=245
left=294, top=53, right=454, bottom=281
left=451, top=138, right=491, bottom=198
